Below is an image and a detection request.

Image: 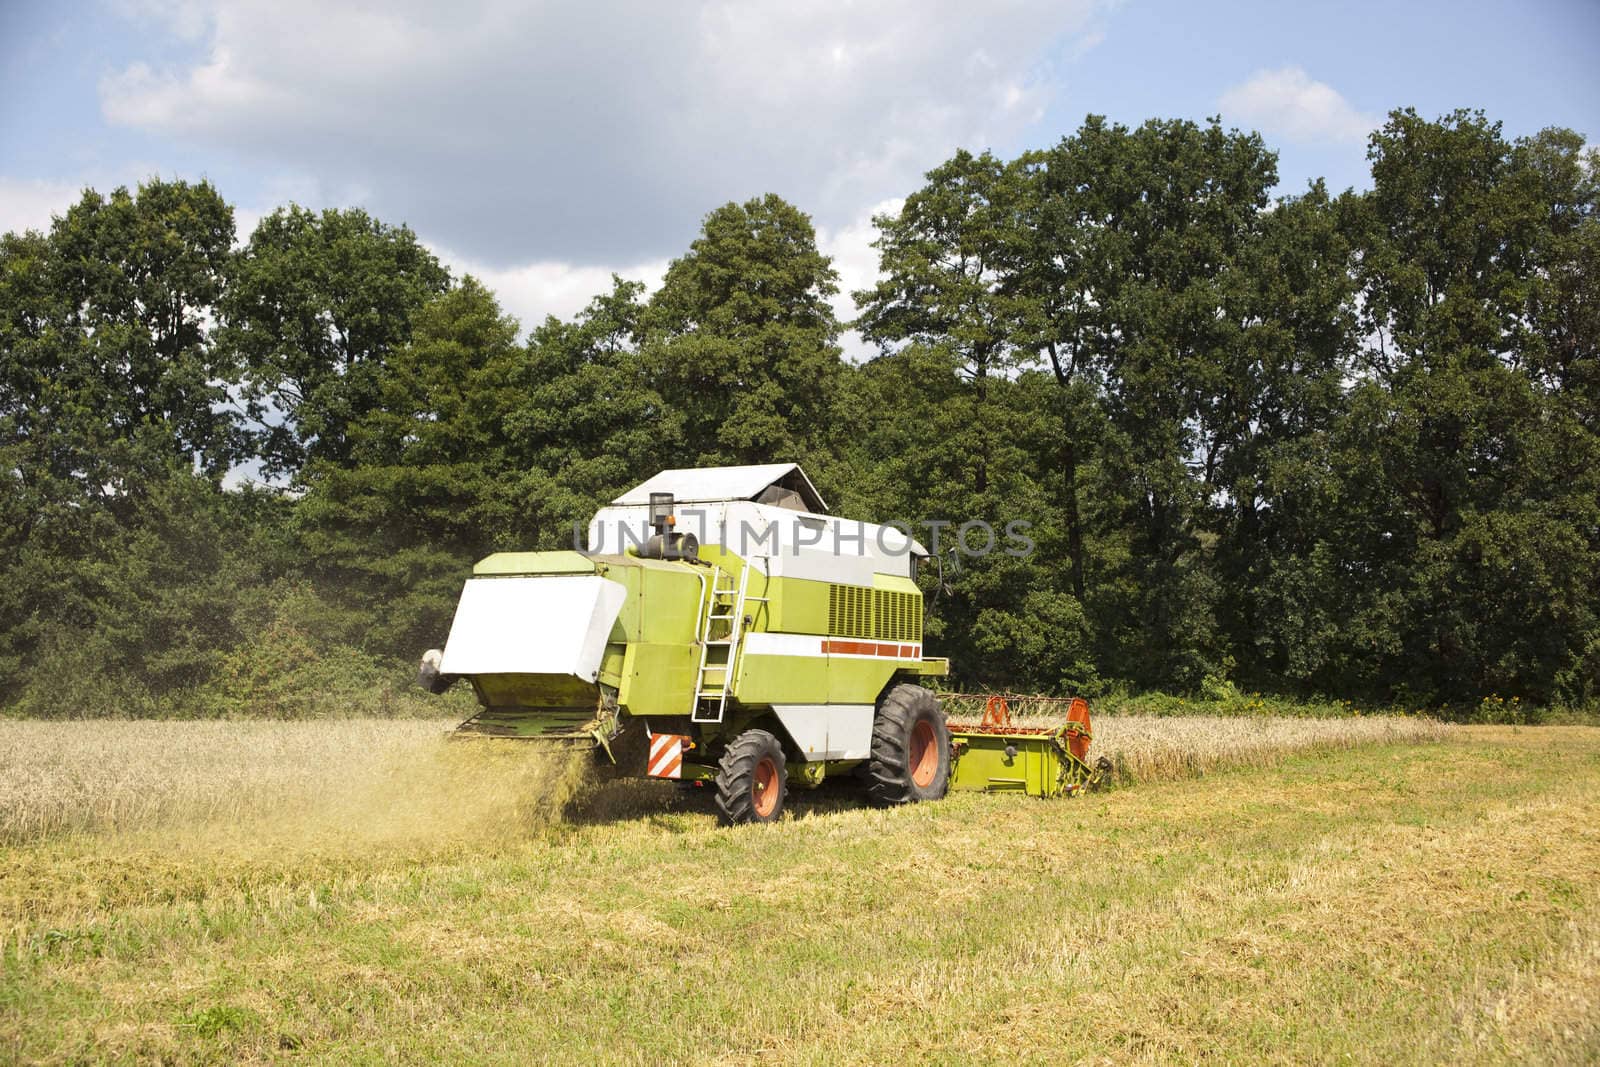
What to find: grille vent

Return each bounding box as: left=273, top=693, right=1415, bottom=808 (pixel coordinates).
left=827, top=585, right=922, bottom=642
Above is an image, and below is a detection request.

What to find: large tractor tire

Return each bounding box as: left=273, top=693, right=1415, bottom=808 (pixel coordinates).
left=714, top=729, right=787, bottom=826
left=866, top=684, right=951, bottom=807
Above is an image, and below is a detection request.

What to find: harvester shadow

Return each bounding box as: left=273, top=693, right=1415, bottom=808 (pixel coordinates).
left=562, top=776, right=868, bottom=827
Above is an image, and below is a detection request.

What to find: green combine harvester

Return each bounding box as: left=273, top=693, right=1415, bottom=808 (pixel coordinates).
left=418, top=464, right=1106, bottom=823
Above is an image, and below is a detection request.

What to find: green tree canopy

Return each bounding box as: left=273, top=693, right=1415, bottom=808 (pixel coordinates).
left=507, top=278, right=676, bottom=551
left=295, top=278, right=523, bottom=652
left=644, top=194, right=843, bottom=467
left=220, top=206, right=450, bottom=479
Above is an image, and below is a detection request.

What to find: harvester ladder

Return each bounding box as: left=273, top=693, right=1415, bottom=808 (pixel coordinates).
left=691, top=561, right=764, bottom=723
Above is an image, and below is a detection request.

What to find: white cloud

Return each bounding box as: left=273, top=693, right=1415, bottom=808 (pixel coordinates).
left=0, top=178, right=83, bottom=235
left=106, top=0, right=215, bottom=42
left=816, top=198, right=901, bottom=361
left=432, top=248, right=669, bottom=333
left=1218, top=66, right=1377, bottom=146
left=99, top=0, right=1106, bottom=267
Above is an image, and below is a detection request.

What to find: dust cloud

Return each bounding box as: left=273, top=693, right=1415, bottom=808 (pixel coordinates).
left=1, top=720, right=646, bottom=854
left=291, top=739, right=599, bottom=842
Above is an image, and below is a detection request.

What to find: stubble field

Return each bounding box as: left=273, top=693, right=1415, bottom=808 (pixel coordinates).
left=2, top=715, right=1597, bottom=1063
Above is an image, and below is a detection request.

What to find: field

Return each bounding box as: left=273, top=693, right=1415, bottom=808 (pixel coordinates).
left=3, top=716, right=1598, bottom=1063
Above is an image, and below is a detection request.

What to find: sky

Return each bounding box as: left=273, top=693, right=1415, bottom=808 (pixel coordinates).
left=2, top=0, right=1597, bottom=337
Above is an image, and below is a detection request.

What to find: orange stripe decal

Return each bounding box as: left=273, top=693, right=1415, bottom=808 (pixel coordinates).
left=822, top=639, right=923, bottom=659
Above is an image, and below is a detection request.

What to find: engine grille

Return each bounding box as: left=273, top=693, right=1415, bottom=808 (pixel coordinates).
left=828, top=585, right=922, bottom=642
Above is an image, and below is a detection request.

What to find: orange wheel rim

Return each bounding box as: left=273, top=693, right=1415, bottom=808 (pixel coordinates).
left=909, top=719, right=938, bottom=787
left=752, top=757, right=780, bottom=818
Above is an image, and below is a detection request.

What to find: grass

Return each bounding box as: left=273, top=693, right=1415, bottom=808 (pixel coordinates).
left=2, top=717, right=1597, bottom=1063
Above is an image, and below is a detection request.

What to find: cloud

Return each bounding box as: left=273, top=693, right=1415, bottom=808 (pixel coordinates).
left=105, top=0, right=216, bottom=42
left=0, top=178, right=83, bottom=235
left=99, top=0, right=1105, bottom=267
left=433, top=248, right=669, bottom=333
left=816, top=198, right=902, bottom=361
left=1218, top=67, right=1377, bottom=146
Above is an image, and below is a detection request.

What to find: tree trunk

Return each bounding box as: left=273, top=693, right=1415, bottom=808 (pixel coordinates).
left=1046, top=342, right=1086, bottom=600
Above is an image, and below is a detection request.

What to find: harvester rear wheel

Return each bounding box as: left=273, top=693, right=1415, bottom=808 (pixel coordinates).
left=714, top=729, right=787, bottom=826
left=866, top=684, right=950, bottom=807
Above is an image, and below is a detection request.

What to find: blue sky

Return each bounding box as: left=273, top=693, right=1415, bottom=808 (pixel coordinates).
left=1050, top=0, right=1600, bottom=196
left=2, top=0, right=1596, bottom=329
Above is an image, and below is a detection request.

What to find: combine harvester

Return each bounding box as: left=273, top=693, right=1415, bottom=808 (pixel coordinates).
left=418, top=465, right=1108, bottom=824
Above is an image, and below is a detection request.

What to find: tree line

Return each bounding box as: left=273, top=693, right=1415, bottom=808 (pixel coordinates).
left=1, top=107, right=1596, bottom=717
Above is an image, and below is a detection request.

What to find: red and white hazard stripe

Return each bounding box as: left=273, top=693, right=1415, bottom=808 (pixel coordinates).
left=647, top=732, right=687, bottom=778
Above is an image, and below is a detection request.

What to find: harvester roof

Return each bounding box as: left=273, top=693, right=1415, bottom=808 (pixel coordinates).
left=613, top=463, right=827, bottom=513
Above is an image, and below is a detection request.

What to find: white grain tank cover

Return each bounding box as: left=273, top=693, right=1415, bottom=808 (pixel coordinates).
left=438, top=576, right=626, bottom=680
left=612, top=463, right=827, bottom=512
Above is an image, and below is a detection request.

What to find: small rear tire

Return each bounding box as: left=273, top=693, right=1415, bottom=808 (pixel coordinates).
left=714, top=729, right=787, bottom=825
left=866, top=684, right=951, bottom=807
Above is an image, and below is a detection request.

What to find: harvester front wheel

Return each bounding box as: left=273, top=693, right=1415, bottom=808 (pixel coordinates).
left=866, top=684, right=950, bottom=806
left=714, top=729, right=787, bottom=825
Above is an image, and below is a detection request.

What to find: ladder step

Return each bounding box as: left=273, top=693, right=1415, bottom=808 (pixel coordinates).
left=691, top=564, right=748, bottom=723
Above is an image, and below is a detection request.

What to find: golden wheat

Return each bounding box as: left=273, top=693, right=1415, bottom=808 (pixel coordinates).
left=1087, top=713, right=1454, bottom=782
left=0, top=714, right=1451, bottom=845
left=0, top=719, right=597, bottom=845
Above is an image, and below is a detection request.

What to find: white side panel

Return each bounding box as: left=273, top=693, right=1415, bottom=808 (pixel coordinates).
left=742, top=633, right=825, bottom=657
left=825, top=704, right=876, bottom=760
left=766, top=543, right=880, bottom=585
left=771, top=705, right=830, bottom=757
left=772, top=704, right=875, bottom=761
left=439, top=576, right=626, bottom=681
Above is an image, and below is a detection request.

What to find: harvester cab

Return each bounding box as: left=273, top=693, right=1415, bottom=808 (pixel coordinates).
left=418, top=463, right=1105, bottom=823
